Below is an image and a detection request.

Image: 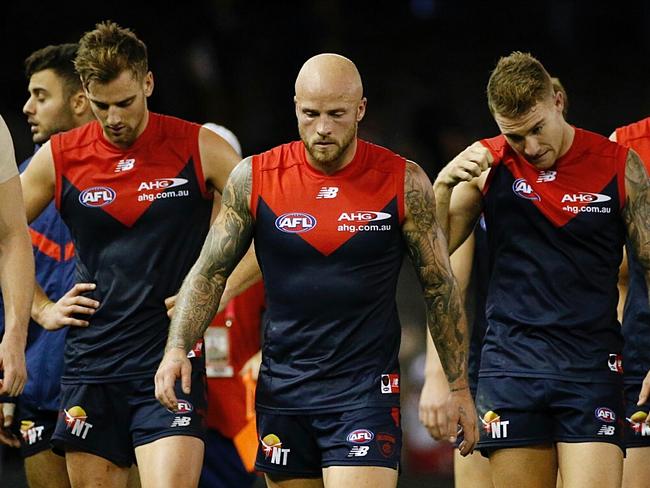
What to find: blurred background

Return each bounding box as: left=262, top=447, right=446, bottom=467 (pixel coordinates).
left=2, top=0, right=650, bottom=486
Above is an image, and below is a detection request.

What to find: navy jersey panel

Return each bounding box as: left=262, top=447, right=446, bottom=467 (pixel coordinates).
left=252, top=140, right=406, bottom=413
left=52, top=114, right=212, bottom=382
left=480, top=129, right=626, bottom=383
left=0, top=154, right=74, bottom=410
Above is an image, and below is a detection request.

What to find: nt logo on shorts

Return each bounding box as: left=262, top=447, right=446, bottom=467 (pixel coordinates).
left=482, top=410, right=509, bottom=439
left=20, top=420, right=44, bottom=445
left=261, top=433, right=290, bottom=466
left=64, top=405, right=93, bottom=439
left=627, top=411, right=650, bottom=436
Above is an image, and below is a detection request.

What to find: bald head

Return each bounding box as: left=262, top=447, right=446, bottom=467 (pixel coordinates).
left=295, top=53, right=363, bottom=101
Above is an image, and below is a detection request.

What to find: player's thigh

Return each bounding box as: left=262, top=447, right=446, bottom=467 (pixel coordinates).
left=454, top=449, right=493, bottom=488
left=489, top=445, right=557, bottom=488
left=265, top=474, right=324, bottom=488
left=135, top=435, right=204, bottom=488
left=622, top=446, right=650, bottom=488
left=557, top=442, right=622, bottom=488
left=322, top=465, right=396, bottom=488
left=66, top=450, right=130, bottom=488
left=24, top=449, right=71, bottom=488
left=127, top=464, right=141, bottom=488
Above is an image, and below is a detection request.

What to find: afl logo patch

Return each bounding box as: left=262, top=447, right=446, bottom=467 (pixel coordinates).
left=275, top=212, right=317, bottom=233
left=595, top=407, right=616, bottom=423
left=512, top=178, right=540, bottom=201
left=79, top=186, right=116, bottom=207
left=346, top=429, right=374, bottom=444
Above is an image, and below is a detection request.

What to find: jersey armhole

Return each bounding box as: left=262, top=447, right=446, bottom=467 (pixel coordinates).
left=192, top=125, right=211, bottom=199
left=249, top=155, right=260, bottom=221
left=397, top=158, right=406, bottom=224
left=617, top=148, right=628, bottom=210
left=51, top=135, right=63, bottom=210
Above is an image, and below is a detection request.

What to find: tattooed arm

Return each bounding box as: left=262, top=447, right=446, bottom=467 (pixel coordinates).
left=402, top=161, right=477, bottom=454
left=155, top=157, right=255, bottom=410
left=622, top=149, right=650, bottom=405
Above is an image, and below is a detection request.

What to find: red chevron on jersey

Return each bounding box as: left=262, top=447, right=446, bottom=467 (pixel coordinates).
left=52, top=113, right=206, bottom=228
left=251, top=140, right=405, bottom=256
left=481, top=129, right=627, bottom=228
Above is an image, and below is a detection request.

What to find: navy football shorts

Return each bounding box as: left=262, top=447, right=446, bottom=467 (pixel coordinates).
left=475, top=376, right=625, bottom=455
left=13, top=402, right=58, bottom=458
left=51, top=371, right=206, bottom=467
left=255, top=407, right=401, bottom=477
left=623, top=382, right=650, bottom=448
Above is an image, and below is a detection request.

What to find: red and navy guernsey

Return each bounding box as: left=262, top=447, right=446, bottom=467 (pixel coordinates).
left=615, top=117, right=650, bottom=385
left=479, top=128, right=628, bottom=383
left=51, top=113, right=212, bottom=383
left=251, top=139, right=406, bottom=413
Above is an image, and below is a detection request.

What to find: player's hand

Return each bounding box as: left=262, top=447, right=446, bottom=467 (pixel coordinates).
left=418, top=369, right=450, bottom=440
left=436, top=142, right=493, bottom=188
left=638, top=369, right=650, bottom=406
left=0, top=403, right=19, bottom=447
left=0, top=338, right=26, bottom=397
left=240, top=350, right=262, bottom=382
left=164, top=294, right=177, bottom=319
left=155, top=347, right=192, bottom=411
left=447, top=386, right=479, bottom=456
left=34, top=283, right=99, bottom=330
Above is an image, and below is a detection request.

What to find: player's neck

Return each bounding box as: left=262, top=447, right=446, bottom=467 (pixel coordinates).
left=307, top=138, right=358, bottom=176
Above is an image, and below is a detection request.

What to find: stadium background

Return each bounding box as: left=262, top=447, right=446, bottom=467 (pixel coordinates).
left=1, top=1, right=649, bottom=486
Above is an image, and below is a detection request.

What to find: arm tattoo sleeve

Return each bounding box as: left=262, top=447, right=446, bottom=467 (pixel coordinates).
left=403, top=162, right=469, bottom=386
left=166, top=157, right=255, bottom=352
left=623, top=149, right=650, bottom=302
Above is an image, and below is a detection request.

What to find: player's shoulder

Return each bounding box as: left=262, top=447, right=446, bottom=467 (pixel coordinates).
left=150, top=112, right=200, bottom=138
left=576, top=127, right=627, bottom=161
left=358, top=139, right=406, bottom=174
left=253, top=140, right=304, bottom=170
left=614, top=117, right=650, bottom=145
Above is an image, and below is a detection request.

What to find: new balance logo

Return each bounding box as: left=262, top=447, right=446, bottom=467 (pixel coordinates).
left=536, top=170, right=557, bottom=183
left=597, top=425, right=615, bottom=436
left=347, top=446, right=369, bottom=457
left=115, top=159, right=135, bottom=172
left=170, top=416, right=191, bottom=427
left=316, top=187, right=339, bottom=199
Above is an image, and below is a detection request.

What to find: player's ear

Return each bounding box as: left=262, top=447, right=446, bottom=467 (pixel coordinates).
left=356, top=98, right=367, bottom=122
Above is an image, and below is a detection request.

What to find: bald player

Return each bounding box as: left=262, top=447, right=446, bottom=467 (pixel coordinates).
left=155, top=53, right=477, bottom=488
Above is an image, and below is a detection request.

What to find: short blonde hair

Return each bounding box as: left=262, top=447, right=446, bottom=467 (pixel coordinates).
left=487, top=52, right=553, bottom=118
left=75, top=21, right=148, bottom=88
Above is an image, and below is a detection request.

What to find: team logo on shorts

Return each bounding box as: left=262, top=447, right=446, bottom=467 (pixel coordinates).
left=481, top=410, right=510, bottom=439
left=274, top=213, right=317, bottom=233
left=376, top=432, right=396, bottom=458
left=261, top=433, right=290, bottom=466
left=64, top=405, right=93, bottom=440
left=512, top=178, right=540, bottom=201
left=381, top=374, right=400, bottom=394
left=20, top=420, right=44, bottom=445
left=346, top=429, right=374, bottom=444
left=627, top=411, right=650, bottom=436
left=608, top=354, right=623, bottom=374
left=594, top=407, right=616, bottom=423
